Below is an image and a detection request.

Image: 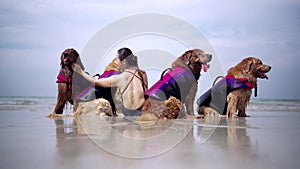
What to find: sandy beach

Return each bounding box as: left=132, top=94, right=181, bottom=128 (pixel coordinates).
left=0, top=98, right=300, bottom=169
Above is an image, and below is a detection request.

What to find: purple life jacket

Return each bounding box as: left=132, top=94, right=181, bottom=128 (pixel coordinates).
left=76, top=70, right=120, bottom=100
left=75, top=70, right=121, bottom=114
left=197, top=75, right=255, bottom=115
left=145, top=67, right=196, bottom=101
left=222, top=75, right=254, bottom=90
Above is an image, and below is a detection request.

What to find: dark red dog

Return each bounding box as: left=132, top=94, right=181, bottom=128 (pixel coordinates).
left=51, top=48, right=87, bottom=115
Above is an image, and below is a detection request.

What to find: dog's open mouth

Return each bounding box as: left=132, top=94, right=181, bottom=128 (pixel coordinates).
left=63, top=57, right=72, bottom=65
left=63, top=53, right=71, bottom=65
left=257, top=71, right=269, bottom=79
left=202, top=63, right=210, bottom=72
left=63, top=57, right=69, bottom=63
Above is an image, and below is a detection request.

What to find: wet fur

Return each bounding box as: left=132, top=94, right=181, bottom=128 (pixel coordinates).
left=199, top=57, right=271, bottom=117
left=94, top=58, right=120, bottom=114
left=138, top=96, right=183, bottom=120
left=51, top=48, right=85, bottom=116
left=139, top=49, right=212, bottom=120
left=73, top=98, right=113, bottom=117
left=48, top=58, right=122, bottom=118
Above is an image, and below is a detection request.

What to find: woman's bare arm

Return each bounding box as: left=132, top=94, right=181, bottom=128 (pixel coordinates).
left=73, top=63, right=122, bottom=88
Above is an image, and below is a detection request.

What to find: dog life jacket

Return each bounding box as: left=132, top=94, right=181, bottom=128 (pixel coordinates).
left=145, top=67, right=196, bottom=101
left=75, top=70, right=120, bottom=101
left=56, top=73, right=72, bottom=83
left=197, top=75, right=255, bottom=115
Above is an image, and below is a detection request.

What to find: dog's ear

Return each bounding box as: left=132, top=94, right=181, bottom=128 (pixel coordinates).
left=60, top=51, right=65, bottom=68
left=244, top=58, right=254, bottom=74
left=182, top=51, right=193, bottom=65
left=71, top=49, right=85, bottom=71
left=76, top=56, right=85, bottom=71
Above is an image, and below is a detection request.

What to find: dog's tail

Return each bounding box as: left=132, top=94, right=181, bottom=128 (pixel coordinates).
left=163, top=96, right=183, bottom=119
left=138, top=96, right=183, bottom=121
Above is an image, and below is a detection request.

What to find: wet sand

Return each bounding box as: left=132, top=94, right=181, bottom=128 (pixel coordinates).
left=0, top=110, right=300, bottom=169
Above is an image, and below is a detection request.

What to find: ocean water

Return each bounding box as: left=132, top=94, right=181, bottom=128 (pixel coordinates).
left=0, top=96, right=60, bottom=113
left=0, top=96, right=300, bottom=113
left=248, top=98, right=300, bottom=112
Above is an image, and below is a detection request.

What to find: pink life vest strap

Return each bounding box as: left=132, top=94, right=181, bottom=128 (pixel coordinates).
left=56, top=73, right=72, bottom=83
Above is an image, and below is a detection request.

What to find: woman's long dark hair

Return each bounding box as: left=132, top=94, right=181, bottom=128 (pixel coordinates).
left=117, top=47, right=138, bottom=67
left=117, top=47, right=147, bottom=90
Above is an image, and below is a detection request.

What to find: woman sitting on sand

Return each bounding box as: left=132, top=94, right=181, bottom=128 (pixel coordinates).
left=73, top=47, right=148, bottom=116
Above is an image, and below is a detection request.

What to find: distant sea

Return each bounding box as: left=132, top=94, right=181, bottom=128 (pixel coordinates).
left=0, top=96, right=59, bottom=113
left=0, top=96, right=300, bottom=113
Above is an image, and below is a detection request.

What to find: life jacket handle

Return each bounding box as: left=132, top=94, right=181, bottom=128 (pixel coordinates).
left=212, top=75, right=224, bottom=86
left=160, top=68, right=172, bottom=81
left=93, top=74, right=100, bottom=78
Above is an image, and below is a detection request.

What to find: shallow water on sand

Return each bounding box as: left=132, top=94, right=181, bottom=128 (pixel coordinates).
left=0, top=108, right=300, bottom=169
left=1, top=96, right=300, bottom=112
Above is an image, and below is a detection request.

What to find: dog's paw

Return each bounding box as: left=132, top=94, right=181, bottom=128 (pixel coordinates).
left=46, top=113, right=74, bottom=118
left=193, top=114, right=205, bottom=119
left=201, top=107, right=221, bottom=117
left=46, top=113, right=55, bottom=118
left=137, top=113, right=158, bottom=121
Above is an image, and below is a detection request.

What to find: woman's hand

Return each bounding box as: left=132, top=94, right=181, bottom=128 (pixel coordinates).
left=72, top=64, right=83, bottom=74
left=72, top=63, right=95, bottom=84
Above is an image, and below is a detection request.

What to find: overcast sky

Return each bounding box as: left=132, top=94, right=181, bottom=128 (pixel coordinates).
left=0, top=0, right=299, bottom=99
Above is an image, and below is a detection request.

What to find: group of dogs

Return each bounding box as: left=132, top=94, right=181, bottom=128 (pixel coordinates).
left=48, top=48, right=271, bottom=120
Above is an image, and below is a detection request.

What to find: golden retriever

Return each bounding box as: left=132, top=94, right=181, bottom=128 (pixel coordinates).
left=197, top=57, right=271, bottom=117
left=139, top=49, right=212, bottom=120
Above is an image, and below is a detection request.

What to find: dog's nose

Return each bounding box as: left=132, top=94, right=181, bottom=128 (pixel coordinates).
left=63, top=53, right=69, bottom=58
left=207, top=54, right=212, bottom=61
left=268, top=65, right=272, bottom=70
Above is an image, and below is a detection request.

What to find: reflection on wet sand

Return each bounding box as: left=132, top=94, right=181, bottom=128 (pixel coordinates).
left=53, top=115, right=257, bottom=159
left=193, top=116, right=264, bottom=167
left=193, top=117, right=255, bottom=150
left=226, top=118, right=252, bottom=152
left=51, top=113, right=300, bottom=169
left=193, top=117, right=252, bottom=147
left=2, top=110, right=299, bottom=169
left=55, top=118, right=77, bottom=147
left=53, top=115, right=196, bottom=158
left=78, top=115, right=193, bottom=158
left=54, top=117, right=88, bottom=162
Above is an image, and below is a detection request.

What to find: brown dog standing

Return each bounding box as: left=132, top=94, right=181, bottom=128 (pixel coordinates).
left=52, top=48, right=86, bottom=115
